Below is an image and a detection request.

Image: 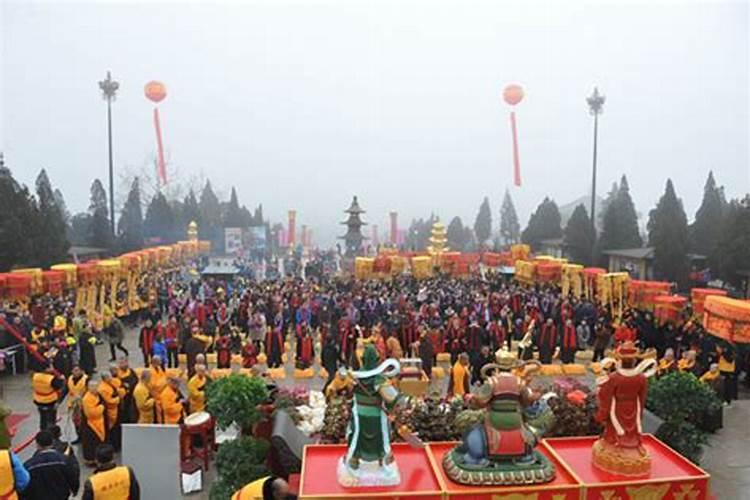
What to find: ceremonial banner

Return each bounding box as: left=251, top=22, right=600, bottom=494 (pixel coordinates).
left=224, top=227, right=243, bottom=254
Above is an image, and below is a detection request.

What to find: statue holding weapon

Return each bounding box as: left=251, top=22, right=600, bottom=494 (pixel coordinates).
left=337, top=344, right=419, bottom=487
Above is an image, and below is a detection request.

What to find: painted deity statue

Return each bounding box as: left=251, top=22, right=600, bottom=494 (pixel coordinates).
left=337, top=344, right=410, bottom=487
left=443, top=348, right=556, bottom=486
left=592, top=341, right=657, bottom=476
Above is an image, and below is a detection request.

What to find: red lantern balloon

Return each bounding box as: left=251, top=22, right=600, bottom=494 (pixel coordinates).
left=144, top=81, right=167, bottom=103
left=503, top=84, right=524, bottom=106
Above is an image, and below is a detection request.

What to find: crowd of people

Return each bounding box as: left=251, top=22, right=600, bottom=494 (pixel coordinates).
left=0, top=258, right=746, bottom=499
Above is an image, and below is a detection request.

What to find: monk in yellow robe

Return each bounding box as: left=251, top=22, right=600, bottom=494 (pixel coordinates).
left=160, top=377, right=185, bottom=425
left=81, top=379, right=106, bottom=466
left=447, top=353, right=471, bottom=398
left=133, top=370, right=156, bottom=424
left=187, top=364, right=208, bottom=414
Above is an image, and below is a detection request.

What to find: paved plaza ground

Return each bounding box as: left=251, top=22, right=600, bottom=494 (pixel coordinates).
left=2, top=325, right=749, bottom=499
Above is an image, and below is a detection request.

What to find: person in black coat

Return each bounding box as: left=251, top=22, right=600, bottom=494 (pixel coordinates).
left=23, top=430, right=79, bottom=500
left=321, top=332, right=340, bottom=393
left=418, top=331, right=434, bottom=378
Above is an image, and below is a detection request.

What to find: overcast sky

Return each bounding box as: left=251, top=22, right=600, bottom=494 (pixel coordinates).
left=1, top=0, right=748, bottom=246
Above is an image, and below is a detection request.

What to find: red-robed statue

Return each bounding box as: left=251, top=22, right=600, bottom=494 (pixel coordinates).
left=592, top=341, right=657, bottom=476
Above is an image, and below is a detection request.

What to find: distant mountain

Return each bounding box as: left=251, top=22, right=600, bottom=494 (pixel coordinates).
left=559, top=195, right=605, bottom=229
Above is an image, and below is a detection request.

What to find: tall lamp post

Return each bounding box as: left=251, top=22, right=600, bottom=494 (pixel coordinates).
left=99, top=71, right=119, bottom=236
left=586, top=87, right=605, bottom=256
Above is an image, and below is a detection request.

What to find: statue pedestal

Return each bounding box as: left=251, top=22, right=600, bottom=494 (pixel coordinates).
left=300, top=443, right=443, bottom=499
left=336, top=456, right=400, bottom=487
left=545, top=434, right=710, bottom=500
left=428, top=441, right=581, bottom=500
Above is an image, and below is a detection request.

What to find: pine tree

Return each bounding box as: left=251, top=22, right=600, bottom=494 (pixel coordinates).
left=474, top=197, right=492, bottom=247
left=648, top=179, right=690, bottom=285
left=69, top=213, right=93, bottom=246
left=223, top=187, right=245, bottom=227
left=521, top=197, right=562, bottom=251
left=598, top=181, right=619, bottom=230
left=691, top=171, right=725, bottom=261
left=564, top=204, right=595, bottom=265
left=253, top=204, right=264, bottom=226
left=117, top=178, right=144, bottom=251
left=88, top=179, right=112, bottom=249
left=144, top=191, right=175, bottom=243
left=33, top=169, right=70, bottom=267
left=714, top=197, right=750, bottom=288
left=199, top=180, right=222, bottom=250
left=446, top=216, right=467, bottom=251
left=0, top=162, right=35, bottom=270
left=599, top=175, right=642, bottom=251
left=499, top=189, right=521, bottom=245
left=181, top=189, right=201, bottom=233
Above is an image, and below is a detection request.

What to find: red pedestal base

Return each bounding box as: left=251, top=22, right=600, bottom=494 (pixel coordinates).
left=299, top=443, right=443, bottom=499
left=545, top=434, right=710, bottom=500
left=299, top=435, right=711, bottom=500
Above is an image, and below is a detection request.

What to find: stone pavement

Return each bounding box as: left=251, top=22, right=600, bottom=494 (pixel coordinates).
left=1, top=325, right=748, bottom=498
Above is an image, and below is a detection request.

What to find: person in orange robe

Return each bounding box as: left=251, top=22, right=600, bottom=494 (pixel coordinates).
left=98, top=369, right=125, bottom=451
left=81, top=379, right=106, bottom=466
left=160, top=378, right=185, bottom=425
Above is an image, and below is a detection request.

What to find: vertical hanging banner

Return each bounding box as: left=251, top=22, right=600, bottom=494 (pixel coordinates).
left=144, top=81, right=168, bottom=185
left=502, top=83, right=524, bottom=187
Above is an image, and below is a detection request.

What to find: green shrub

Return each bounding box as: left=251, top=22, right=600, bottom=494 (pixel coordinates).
left=210, top=436, right=270, bottom=500
left=206, top=374, right=269, bottom=434
left=646, top=371, right=721, bottom=463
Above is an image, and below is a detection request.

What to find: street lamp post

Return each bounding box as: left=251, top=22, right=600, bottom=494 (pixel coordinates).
left=586, top=87, right=605, bottom=256
left=99, top=71, right=119, bottom=236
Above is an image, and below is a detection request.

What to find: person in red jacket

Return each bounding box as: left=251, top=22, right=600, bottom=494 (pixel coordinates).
left=560, top=318, right=578, bottom=364
left=138, top=320, right=156, bottom=365
left=215, top=333, right=232, bottom=369
left=538, top=318, right=557, bottom=364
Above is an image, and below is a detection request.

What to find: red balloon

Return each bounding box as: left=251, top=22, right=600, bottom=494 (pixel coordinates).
left=503, top=84, right=524, bottom=106
left=144, top=81, right=167, bottom=103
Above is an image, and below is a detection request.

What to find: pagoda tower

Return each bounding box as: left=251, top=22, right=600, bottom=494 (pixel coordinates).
left=427, top=221, right=449, bottom=260
left=339, top=196, right=367, bottom=257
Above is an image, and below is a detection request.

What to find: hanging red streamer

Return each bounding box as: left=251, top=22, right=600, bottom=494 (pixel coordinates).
left=510, top=111, right=521, bottom=187
left=153, top=108, right=167, bottom=185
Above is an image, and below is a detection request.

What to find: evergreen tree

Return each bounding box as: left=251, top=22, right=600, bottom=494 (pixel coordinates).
left=54, top=188, right=70, bottom=226
left=690, top=171, right=725, bottom=262
left=143, top=191, right=175, bottom=243
left=69, top=213, right=93, bottom=246
left=598, top=181, right=619, bottom=229
left=564, top=204, right=595, bottom=265
left=181, top=189, right=201, bottom=232
left=474, top=197, right=492, bottom=247
left=521, top=197, right=562, bottom=251
left=88, top=179, right=112, bottom=249
left=499, top=189, right=521, bottom=245
left=714, top=197, right=750, bottom=288
left=33, top=169, right=70, bottom=267
left=0, top=162, right=35, bottom=270
left=599, top=175, right=642, bottom=251
left=117, top=178, right=144, bottom=251
left=199, top=180, right=222, bottom=250
left=648, top=179, right=690, bottom=285
left=446, top=216, right=468, bottom=251
left=223, top=187, right=245, bottom=227
left=253, top=204, right=264, bottom=226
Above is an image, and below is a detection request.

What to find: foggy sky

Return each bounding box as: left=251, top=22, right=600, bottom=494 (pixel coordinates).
left=1, top=0, right=748, bottom=246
